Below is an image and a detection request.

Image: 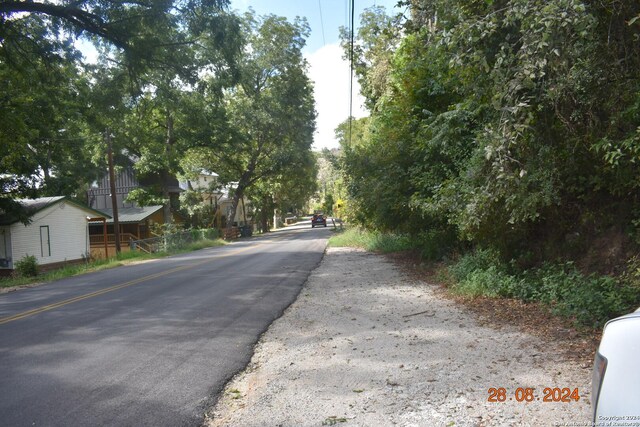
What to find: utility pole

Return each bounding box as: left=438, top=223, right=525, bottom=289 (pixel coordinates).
left=106, top=128, right=121, bottom=254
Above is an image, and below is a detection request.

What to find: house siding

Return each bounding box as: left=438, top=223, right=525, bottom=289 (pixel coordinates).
left=10, top=201, right=89, bottom=267
left=87, top=167, right=139, bottom=210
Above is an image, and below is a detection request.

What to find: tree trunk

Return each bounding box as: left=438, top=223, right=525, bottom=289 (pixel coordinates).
left=163, top=112, right=174, bottom=225
left=260, top=195, right=271, bottom=233
left=225, top=157, right=257, bottom=237
left=241, top=196, right=247, bottom=225
left=162, top=175, right=172, bottom=225
left=273, top=208, right=279, bottom=230
left=106, top=129, right=121, bottom=254
left=225, top=188, right=243, bottom=238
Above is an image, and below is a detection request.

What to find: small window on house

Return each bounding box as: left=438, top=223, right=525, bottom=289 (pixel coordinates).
left=40, top=226, right=51, bottom=257
left=0, top=229, right=7, bottom=259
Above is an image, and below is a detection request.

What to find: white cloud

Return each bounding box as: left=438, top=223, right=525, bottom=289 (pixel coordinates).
left=77, top=38, right=99, bottom=63
left=306, top=44, right=368, bottom=151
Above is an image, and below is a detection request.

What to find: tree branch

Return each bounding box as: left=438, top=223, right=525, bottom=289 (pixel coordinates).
left=0, top=1, right=128, bottom=49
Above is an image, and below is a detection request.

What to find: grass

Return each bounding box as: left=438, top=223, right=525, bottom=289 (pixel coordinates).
left=172, top=238, right=226, bottom=253
left=328, top=227, right=414, bottom=253
left=0, top=238, right=226, bottom=290
left=322, top=417, right=348, bottom=426
left=228, top=388, right=242, bottom=400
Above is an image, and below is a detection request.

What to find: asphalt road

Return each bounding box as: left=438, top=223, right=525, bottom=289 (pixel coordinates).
left=0, top=223, right=330, bottom=427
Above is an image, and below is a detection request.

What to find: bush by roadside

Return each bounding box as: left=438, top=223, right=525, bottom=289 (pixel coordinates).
left=449, top=249, right=640, bottom=328
left=328, top=226, right=413, bottom=253
left=14, top=254, right=39, bottom=278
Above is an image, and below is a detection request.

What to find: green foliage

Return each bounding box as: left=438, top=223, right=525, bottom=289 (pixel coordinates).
left=180, top=11, right=317, bottom=233
left=449, top=250, right=640, bottom=327
left=184, top=239, right=225, bottom=252
left=414, top=227, right=461, bottom=261
left=14, top=255, right=39, bottom=278
left=339, top=5, right=400, bottom=110
left=338, top=0, right=640, bottom=265
left=329, top=227, right=414, bottom=254
left=449, top=249, right=504, bottom=283
left=178, top=189, right=216, bottom=228
left=1, top=0, right=241, bottom=217
left=527, top=263, right=640, bottom=327
left=449, top=250, right=518, bottom=298
left=323, top=194, right=335, bottom=216
left=190, top=228, right=220, bottom=241
left=313, top=150, right=347, bottom=218
left=330, top=0, right=640, bottom=329
left=162, top=228, right=223, bottom=251
left=126, top=188, right=166, bottom=207
left=452, top=266, right=519, bottom=299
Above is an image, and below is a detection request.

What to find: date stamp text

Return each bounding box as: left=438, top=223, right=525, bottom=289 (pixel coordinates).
left=487, top=387, right=581, bottom=403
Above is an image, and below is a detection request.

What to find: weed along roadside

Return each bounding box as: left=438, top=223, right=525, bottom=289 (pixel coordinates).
left=206, top=229, right=592, bottom=426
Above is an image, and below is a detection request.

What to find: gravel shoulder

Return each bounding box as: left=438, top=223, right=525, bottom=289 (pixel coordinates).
left=205, top=247, right=593, bottom=427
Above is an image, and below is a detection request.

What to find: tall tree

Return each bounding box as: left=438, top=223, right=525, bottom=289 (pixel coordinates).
left=340, top=0, right=640, bottom=265
left=188, top=11, right=316, bottom=234
left=339, top=6, right=401, bottom=111
left=98, top=3, right=240, bottom=223
left=0, top=15, right=92, bottom=221
left=0, top=0, right=240, bottom=223
left=0, top=0, right=235, bottom=71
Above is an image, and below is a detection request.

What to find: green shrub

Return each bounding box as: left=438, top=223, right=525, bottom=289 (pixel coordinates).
left=15, top=254, right=38, bottom=277
left=202, top=228, right=219, bottom=240
left=449, top=251, right=640, bottom=327
left=329, top=227, right=415, bottom=253
left=532, top=263, right=640, bottom=328
left=329, top=227, right=374, bottom=249
left=189, top=228, right=219, bottom=241
left=370, top=232, right=413, bottom=253
left=416, top=228, right=459, bottom=261
left=185, top=239, right=225, bottom=251
left=452, top=265, right=518, bottom=298
left=449, top=249, right=504, bottom=282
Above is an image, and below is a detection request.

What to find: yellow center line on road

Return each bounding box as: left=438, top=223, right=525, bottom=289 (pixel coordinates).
left=0, top=241, right=263, bottom=326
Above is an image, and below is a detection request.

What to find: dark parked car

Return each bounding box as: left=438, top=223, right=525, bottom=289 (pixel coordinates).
left=311, top=213, right=327, bottom=228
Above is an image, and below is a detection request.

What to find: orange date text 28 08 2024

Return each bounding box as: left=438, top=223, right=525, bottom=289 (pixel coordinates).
left=487, top=387, right=581, bottom=403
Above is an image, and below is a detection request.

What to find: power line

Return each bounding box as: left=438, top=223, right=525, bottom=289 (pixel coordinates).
left=318, top=0, right=326, bottom=46
left=345, top=0, right=349, bottom=31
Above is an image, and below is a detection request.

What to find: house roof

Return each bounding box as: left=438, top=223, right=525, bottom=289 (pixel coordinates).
left=93, top=205, right=164, bottom=224
left=0, top=196, right=111, bottom=226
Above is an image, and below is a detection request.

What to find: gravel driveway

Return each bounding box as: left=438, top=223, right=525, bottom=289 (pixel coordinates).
left=205, top=247, right=593, bottom=427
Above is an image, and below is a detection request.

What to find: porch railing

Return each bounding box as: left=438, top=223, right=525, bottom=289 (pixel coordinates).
left=129, top=228, right=221, bottom=254
left=90, top=233, right=138, bottom=246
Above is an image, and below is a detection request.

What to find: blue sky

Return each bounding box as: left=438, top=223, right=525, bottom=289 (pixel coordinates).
left=230, top=0, right=399, bottom=53
left=231, top=0, right=402, bottom=149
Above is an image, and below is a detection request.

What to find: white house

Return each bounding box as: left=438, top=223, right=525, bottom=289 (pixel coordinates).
left=0, top=196, right=110, bottom=274
left=181, top=170, right=220, bottom=192
left=180, top=171, right=252, bottom=228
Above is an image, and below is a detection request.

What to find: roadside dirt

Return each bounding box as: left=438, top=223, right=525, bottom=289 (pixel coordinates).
left=205, top=247, right=594, bottom=427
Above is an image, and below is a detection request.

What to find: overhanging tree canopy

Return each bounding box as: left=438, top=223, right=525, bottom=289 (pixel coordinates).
left=184, top=11, right=317, bottom=232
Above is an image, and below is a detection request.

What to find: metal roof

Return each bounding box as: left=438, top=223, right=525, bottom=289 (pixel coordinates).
left=93, top=205, right=164, bottom=224
left=0, top=196, right=111, bottom=226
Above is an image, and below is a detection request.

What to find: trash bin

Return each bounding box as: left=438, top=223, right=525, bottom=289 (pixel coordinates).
left=240, top=225, right=253, bottom=237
